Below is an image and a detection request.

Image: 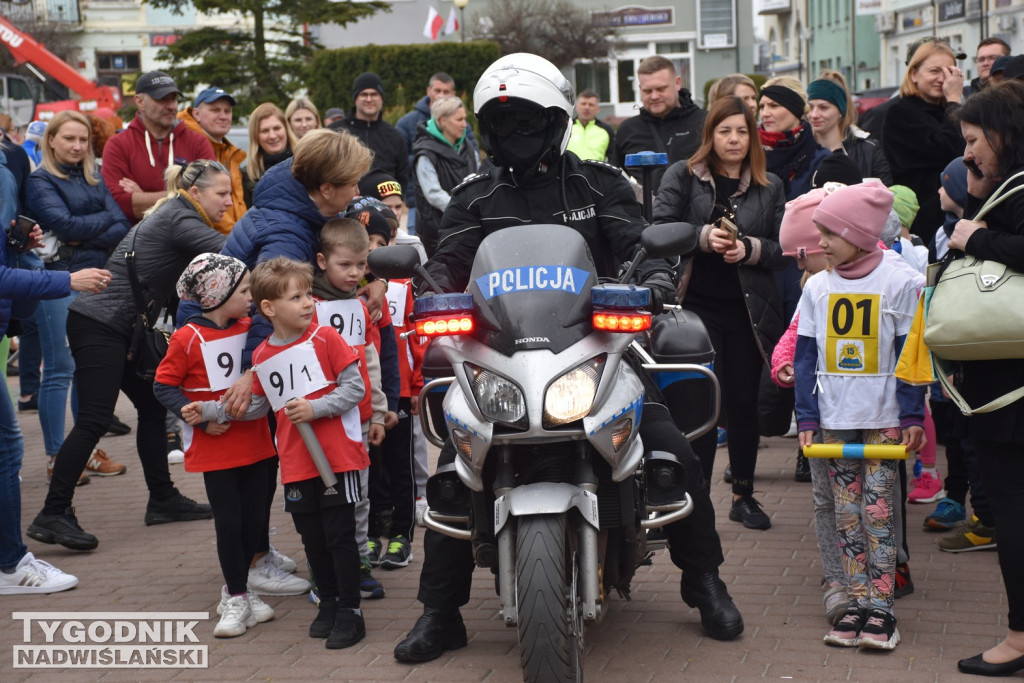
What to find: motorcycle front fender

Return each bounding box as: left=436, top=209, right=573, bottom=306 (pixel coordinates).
left=494, top=482, right=600, bottom=535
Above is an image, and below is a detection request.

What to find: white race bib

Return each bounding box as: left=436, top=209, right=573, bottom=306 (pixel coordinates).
left=254, top=341, right=330, bottom=412
left=316, top=299, right=367, bottom=347
left=386, top=281, right=408, bottom=328
left=199, top=332, right=247, bottom=392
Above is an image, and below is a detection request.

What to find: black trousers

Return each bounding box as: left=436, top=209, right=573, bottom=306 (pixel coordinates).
left=203, top=458, right=276, bottom=595
left=369, top=397, right=416, bottom=541
left=416, top=403, right=726, bottom=608
left=932, top=401, right=993, bottom=524
left=973, top=440, right=1024, bottom=631
left=683, top=299, right=765, bottom=497
left=291, top=503, right=360, bottom=608
left=44, top=311, right=175, bottom=515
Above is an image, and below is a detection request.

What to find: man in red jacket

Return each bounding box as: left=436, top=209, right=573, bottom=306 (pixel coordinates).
left=101, top=71, right=214, bottom=223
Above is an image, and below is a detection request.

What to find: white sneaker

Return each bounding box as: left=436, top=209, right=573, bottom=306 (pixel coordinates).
left=167, top=449, right=185, bottom=465
left=248, top=556, right=311, bottom=596
left=213, top=594, right=256, bottom=637
left=267, top=544, right=297, bottom=573
left=217, top=585, right=274, bottom=623
left=0, top=553, right=79, bottom=595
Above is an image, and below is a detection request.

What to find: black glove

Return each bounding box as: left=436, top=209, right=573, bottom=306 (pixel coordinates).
left=640, top=270, right=675, bottom=315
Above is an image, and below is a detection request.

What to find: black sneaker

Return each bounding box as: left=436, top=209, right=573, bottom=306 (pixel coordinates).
left=858, top=609, right=900, bottom=650
left=380, top=535, right=413, bottom=570
left=795, top=449, right=812, bottom=482
left=824, top=606, right=865, bottom=647
left=326, top=608, right=365, bottom=649
left=18, top=395, right=38, bottom=412
left=106, top=415, right=132, bottom=436
left=309, top=598, right=337, bottom=638
left=729, top=495, right=771, bottom=530
left=27, top=507, right=98, bottom=551
left=723, top=464, right=733, bottom=483
left=144, top=492, right=213, bottom=526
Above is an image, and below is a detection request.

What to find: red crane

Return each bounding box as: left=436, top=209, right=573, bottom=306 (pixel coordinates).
left=0, top=14, right=121, bottom=120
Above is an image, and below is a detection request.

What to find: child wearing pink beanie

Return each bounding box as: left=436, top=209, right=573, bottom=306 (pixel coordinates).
left=794, top=181, right=927, bottom=651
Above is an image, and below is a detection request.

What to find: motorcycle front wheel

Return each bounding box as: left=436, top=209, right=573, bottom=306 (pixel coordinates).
left=515, top=513, right=583, bottom=683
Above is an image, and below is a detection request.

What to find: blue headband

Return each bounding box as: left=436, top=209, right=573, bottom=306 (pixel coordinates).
left=806, top=80, right=848, bottom=116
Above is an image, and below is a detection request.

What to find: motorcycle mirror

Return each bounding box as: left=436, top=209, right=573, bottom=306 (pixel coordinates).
left=641, top=222, right=697, bottom=259
left=367, top=245, right=421, bottom=280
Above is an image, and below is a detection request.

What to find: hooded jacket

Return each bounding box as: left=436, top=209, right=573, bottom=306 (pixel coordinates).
left=412, top=120, right=479, bottom=257
left=653, top=159, right=788, bottom=358
left=329, top=114, right=411, bottom=192
left=611, top=90, right=707, bottom=192
left=101, top=115, right=215, bottom=223
left=26, top=163, right=131, bottom=271
left=397, top=95, right=480, bottom=209
left=177, top=107, right=247, bottom=233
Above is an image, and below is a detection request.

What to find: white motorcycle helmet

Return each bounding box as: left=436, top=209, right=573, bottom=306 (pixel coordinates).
left=474, top=53, right=575, bottom=173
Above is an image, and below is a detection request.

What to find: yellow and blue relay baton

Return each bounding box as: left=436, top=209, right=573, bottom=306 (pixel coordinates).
left=803, top=444, right=908, bottom=460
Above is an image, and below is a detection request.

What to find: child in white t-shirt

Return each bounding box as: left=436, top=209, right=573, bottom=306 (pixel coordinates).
left=794, top=181, right=926, bottom=651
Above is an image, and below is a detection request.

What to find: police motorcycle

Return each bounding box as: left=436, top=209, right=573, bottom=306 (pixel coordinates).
left=369, top=222, right=719, bottom=683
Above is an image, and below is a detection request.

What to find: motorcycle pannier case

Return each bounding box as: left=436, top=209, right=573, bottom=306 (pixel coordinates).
left=649, top=310, right=717, bottom=436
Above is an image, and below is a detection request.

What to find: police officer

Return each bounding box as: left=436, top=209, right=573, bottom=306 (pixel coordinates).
left=394, top=54, right=744, bottom=664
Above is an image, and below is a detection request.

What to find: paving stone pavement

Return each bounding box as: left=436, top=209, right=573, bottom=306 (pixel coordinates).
left=2, top=381, right=1011, bottom=681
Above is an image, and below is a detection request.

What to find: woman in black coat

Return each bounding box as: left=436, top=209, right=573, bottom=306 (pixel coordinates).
left=945, top=81, right=1024, bottom=678
left=412, top=96, right=480, bottom=257
left=882, top=41, right=965, bottom=245
left=27, top=160, right=232, bottom=552
left=653, top=95, right=787, bottom=530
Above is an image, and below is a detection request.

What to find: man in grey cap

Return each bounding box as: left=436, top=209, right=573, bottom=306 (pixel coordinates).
left=323, top=107, right=345, bottom=127
left=178, top=86, right=246, bottom=232
left=101, top=70, right=214, bottom=222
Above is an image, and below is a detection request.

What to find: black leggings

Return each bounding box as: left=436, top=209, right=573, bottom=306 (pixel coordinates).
left=291, top=504, right=360, bottom=608
left=369, top=397, right=416, bottom=541
left=44, top=311, right=175, bottom=515
left=683, top=300, right=765, bottom=496
left=973, top=440, right=1024, bottom=631
left=203, top=458, right=276, bottom=595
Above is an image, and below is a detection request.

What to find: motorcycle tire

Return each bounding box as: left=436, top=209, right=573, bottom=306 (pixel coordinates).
left=515, top=514, right=583, bottom=683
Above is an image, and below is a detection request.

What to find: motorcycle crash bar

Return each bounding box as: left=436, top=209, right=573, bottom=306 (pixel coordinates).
left=803, top=444, right=909, bottom=460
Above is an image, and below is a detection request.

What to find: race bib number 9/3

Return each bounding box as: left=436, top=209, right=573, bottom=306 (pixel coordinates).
left=200, top=332, right=247, bottom=392
left=254, top=341, right=330, bottom=412
left=825, top=293, right=880, bottom=374
left=316, top=299, right=367, bottom=347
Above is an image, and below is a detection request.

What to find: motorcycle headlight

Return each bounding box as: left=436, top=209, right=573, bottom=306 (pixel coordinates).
left=467, top=363, right=527, bottom=428
left=544, top=356, right=606, bottom=428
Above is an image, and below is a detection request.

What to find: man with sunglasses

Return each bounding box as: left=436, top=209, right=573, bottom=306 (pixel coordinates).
left=394, top=53, right=743, bottom=666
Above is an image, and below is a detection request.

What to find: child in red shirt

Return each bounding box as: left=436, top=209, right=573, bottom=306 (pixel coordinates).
left=248, top=256, right=370, bottom=650
left=154, top=253, right=277, bottom=639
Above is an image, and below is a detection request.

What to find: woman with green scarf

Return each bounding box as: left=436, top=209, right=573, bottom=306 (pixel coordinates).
left=412, top=96, right=480, bottom=257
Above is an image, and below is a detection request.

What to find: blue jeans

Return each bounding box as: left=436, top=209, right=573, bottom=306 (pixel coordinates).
left=33, top=292, right=77, bottom=455
left=0, top=337, right=28, bottom=569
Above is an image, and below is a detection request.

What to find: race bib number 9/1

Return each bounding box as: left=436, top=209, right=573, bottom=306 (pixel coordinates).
left=254, top=341, right=330, bottom=412
left=200, top=332, right=247, bottom=392
left=825, top=293, right=880, bottom=374
left=316, top=299, right=367, bottom=347
left=386, top=281, right=408, bottom=327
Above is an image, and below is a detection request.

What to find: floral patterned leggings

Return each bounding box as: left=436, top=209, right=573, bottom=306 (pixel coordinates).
left=822, top=427, right=900, bottom=613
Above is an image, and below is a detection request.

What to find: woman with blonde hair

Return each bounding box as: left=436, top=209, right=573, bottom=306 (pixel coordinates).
left=411, top=96, right=480, bottom=256
left=807, top=70, right=892, bottom=184
left=242, top=102, right=297, bottom=206
left=708, top=74, right=758, bottom=114
left=285, top=97, right=321, bottom=140
left=882, top=41, right=964, bottom=242
left=653, top=95, right=787, bottom=530
left=24, top=110, right=132, bottom=482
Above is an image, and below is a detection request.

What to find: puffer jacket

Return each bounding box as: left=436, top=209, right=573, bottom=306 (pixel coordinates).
left=412, top=120, right=480, bottom=257
left=70, top=192, right=226, bottom=340
left=26, top=164, right=131, bottom=272
left=653, top=160, right=788, bottom=357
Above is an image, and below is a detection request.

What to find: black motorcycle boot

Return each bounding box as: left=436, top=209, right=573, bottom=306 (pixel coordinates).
left=680, top=569, right=745, bottom=640
left=393, top=606, right=468, bottom=663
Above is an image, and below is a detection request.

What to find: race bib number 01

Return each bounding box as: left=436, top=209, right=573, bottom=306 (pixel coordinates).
left=386, top=281, right=408, bottom=327
left=825, top=293, right=880, bottom=374
left=200, top=333, right=247, bottom=392
left=255, top=341, right=330, bottom=412
left=316, top=299, right=366, bottom=347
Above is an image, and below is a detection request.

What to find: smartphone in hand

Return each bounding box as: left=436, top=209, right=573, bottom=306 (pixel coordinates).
left=6, top=215, right=36, bottom=251
left=963, top=159, right=983, bottom=179
left=716, top=215, right=739, bottom=245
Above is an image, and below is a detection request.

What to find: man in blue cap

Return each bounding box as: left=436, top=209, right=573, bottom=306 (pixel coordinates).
left=178, top=86, right=246, bottom=233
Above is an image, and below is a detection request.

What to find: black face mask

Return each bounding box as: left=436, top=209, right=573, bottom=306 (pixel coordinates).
left=481, top=104, right=567, bottom=175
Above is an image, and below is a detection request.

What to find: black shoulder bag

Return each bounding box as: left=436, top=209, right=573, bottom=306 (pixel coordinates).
left=124, top=227, right=169, bottom=381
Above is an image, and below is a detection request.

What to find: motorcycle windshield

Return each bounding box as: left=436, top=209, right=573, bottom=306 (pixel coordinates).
left=467, top=224, right=596, bottom=356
